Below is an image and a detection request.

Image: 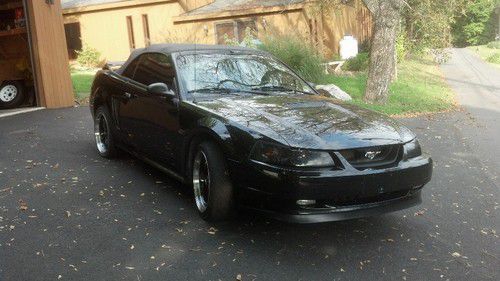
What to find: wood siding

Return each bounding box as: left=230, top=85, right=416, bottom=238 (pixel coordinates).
left=63, top=0, right=373, bottom=61
left=27, top=0, right=74, bottom=108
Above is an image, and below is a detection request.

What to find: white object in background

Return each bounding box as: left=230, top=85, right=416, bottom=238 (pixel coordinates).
left=339, top=35, right=359, bottom=60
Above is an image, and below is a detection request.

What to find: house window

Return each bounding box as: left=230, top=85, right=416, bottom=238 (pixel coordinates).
left=64, top=22, right=82, bottom=60
left=237, top=20, right=257, bottom=42
left=215, top=22, right=236, bottom=44
left=142, top=14, right=151, bottom=47
left=215, top=20, right=257, bottom=45
left=126, top=16, right=135, bottom=50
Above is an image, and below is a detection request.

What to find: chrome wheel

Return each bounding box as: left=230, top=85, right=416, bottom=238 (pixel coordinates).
left=94, top=113, right=110, bottom=154
left=0, top=85, right=18, bottom=103
left=193, top=150, right=210, bottom=213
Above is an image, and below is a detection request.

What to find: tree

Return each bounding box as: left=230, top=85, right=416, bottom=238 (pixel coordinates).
left=318, top=0, right=405, bottom=104
left=452, top=0, right=498, bottom=46
left=362, top=0, right=405, bottom=103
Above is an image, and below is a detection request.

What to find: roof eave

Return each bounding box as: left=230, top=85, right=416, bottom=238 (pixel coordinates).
left=62, top=0, right=174, bottom=15
left=173, top=2, right=307, bottom=24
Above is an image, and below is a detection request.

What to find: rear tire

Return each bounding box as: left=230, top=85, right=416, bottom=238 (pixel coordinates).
left=0, top=81, right=25, bottom=109
left=94, top=106, right=118, bottom=158
left=191, top=141, right=235, bottom=222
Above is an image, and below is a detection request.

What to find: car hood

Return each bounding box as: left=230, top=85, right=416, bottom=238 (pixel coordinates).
left=193, top=94, right=415, bottom=150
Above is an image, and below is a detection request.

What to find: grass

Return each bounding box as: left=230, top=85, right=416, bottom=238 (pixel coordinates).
left=467, top=45, right=500, bottom=68
left=71, top=70, right=96, bottom=102
left=320, top=56, right=457, bottom=116
left=68, top=56, right=456, bottom=116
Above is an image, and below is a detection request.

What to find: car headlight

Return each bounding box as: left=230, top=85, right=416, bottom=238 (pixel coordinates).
left=404, top=138, right=422, bottom=159
left=250, top=141, right=335, bottom=167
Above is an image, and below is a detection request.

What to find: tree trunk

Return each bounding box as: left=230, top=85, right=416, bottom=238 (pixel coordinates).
left=363, top=0, right=404, bottom=104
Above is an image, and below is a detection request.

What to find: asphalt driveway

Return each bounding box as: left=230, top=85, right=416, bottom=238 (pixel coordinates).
left=0, top=48, right=499, bottom=281
left=0, top=105, right=498, bottom=281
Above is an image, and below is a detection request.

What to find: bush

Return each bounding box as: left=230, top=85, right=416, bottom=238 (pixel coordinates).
left=342, top=52, right=370, bottom=72
left=486, top=53, right=500, bottom=64
left=259, top=35, right=324, bottom=83
left=487, top=41, right=500, bottom=49
left=76, top=44, right=101, bottom=68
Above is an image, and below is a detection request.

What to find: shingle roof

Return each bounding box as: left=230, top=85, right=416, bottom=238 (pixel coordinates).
left=183, top=0, right=306, bottom=16
left=61, top=0, right=132, bottom=10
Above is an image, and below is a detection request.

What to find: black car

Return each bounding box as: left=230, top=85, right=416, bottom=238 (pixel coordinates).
left=89, top=44, right=432, bottom=223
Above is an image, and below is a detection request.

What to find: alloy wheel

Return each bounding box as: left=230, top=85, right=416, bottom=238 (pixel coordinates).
left=192, top=150, right=211, bottom=213
left=95, top=114, right=110, bottom=154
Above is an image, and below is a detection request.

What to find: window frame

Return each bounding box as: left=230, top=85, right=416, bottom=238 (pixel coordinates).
left=125, top=52, right=179, bottom=96
left=142, top=14, right=151, bottom=47
left=214, top=19, right=257, bottom=44
left=126, top=16, right=136, bottom=50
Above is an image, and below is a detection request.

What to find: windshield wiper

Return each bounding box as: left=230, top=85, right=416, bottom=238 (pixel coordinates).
left=188, top=87, right=269, bottom=96
left=188, top=87, right=237, bottom=94
left=251, top=86, right=313, bottom=95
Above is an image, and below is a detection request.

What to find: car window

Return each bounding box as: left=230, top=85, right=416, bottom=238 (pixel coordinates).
left=122, top=57, right=140, bottom=79
left=133, top=53, right=175, bottom=90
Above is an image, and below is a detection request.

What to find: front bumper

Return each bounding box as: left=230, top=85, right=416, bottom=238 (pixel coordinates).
left=230, top=155, right=432, bottom=223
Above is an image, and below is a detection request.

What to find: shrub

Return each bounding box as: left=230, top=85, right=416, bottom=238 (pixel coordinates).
left=487, top=41, right=500, bottom=49
left=259, top=35, right=324, bottom=83
left=76, top=44, right=101, bottom=68
left=486, top=53, right=500, bottom=64
left=342, top=52, right=370, bottom=72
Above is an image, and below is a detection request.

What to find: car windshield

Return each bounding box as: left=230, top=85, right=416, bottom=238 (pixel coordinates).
left=175, top=53, right=315, bottom=99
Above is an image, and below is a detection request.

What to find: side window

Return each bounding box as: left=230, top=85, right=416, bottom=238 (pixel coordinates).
left=133, top=53, right=176, bottom=90
left=122, top=58, right=140, bottom=79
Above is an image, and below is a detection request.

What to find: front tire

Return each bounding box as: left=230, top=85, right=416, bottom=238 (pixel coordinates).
left=192, top=141, right=235, bottom=222
left=0, top=81, right=25, bottom=109
left=94, top=106, right=118, bottom=158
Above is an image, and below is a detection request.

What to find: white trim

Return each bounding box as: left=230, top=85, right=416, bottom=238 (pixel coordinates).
left=0, top=107, right=45, bottom=118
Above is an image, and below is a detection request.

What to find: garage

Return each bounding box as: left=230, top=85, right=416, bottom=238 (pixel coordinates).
left=0, top=0, right=74, bottom=110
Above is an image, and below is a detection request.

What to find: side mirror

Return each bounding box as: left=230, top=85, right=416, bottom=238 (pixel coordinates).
left=147, top=83, right=175, bottom=98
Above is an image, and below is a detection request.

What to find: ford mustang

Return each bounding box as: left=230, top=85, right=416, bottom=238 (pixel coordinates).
left=90, top=44, right=432, bottom=223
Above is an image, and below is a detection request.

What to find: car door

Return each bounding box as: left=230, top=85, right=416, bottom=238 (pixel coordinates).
left=122, top=53, right=181, bottom=169
left=111, top=56, right=144, bottom=147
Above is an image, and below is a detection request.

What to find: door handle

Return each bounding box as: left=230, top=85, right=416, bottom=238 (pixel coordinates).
left=123, top=92, right=134, bottom=99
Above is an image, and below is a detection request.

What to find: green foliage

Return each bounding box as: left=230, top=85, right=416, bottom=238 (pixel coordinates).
left=396, top=33, right=409, bottom=62
left=403, top=0, right=462, bottom=52
left=487, top=41, right=500, bottom=49
left=76, top=44, right=101, bottom=68
left=486, top=53, right=500, bottom=64
left=452, top=0, right=497, bottom=46
left=342, top=52, right=370, bottom=72
left=259, top=35, right=325, bottom=83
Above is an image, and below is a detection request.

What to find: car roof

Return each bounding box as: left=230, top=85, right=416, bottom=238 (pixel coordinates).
left=118, top=44, right=268, bottom=74
left=142, top=43, right=264, bottom=54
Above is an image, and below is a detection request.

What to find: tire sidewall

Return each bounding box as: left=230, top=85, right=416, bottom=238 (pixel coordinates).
left=0, top=81, right=25, bottom=109
left=94, top=106, right=117, bottom=158
left=194, top=141, right=235, bottom=221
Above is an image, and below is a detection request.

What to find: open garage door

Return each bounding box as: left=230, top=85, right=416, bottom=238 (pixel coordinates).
left=0, top=0, right=74, bottom=110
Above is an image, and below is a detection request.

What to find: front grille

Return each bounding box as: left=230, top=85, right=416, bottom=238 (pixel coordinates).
left=339, top=144, right=402, bottom=170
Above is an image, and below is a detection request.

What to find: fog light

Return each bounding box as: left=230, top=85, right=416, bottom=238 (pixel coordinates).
left=297, top=200, right=316, bottom=206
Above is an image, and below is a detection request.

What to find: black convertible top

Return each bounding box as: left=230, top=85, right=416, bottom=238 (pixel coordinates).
left=117, top=44, right=266, bottom=74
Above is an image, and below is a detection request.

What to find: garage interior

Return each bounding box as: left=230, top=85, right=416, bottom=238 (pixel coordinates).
left=0, top=0, right=74, bottom=110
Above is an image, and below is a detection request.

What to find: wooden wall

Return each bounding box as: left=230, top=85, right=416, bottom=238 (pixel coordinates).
left=26, top=0, right=74, bottom=108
